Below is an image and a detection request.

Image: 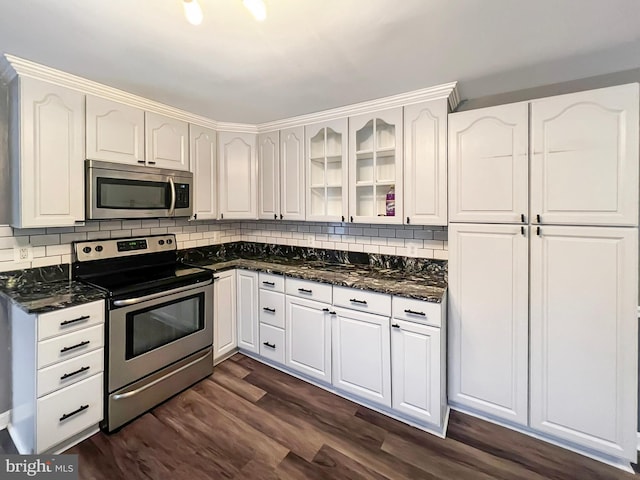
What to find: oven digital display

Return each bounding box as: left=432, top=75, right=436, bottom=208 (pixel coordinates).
left=117, top=239, right=148, bottom=252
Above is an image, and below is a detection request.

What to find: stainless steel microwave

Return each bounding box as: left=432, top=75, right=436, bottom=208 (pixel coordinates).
left=86, top=160, right=193, bottom=220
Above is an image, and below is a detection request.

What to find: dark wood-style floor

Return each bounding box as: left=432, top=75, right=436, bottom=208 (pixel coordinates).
left=3, top=353, right=636, bottom=479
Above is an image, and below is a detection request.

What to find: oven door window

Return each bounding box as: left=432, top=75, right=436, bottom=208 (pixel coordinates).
left=125, top=293, right=204, bottom=359
left=97, top=177, right=171, bottom=210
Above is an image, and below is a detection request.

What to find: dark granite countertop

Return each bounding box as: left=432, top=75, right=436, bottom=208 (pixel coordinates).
left=0, top=265, right=107, bottom=314
left=190, top=255, right=447, bottom=303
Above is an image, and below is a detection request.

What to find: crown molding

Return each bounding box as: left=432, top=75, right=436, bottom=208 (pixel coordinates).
left=256, top=82, right=460, bottom=132
left=2, top=53, right=459, bottom=135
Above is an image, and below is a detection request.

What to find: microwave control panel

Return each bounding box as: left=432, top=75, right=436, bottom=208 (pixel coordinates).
left=175, top=183, right=190, bottom=208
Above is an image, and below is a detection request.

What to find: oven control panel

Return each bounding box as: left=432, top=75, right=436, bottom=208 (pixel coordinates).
left=73, top=234, right=176, bottom=262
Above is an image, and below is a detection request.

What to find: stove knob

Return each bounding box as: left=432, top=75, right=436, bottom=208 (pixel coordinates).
left=167, top=239, right=173, bottom=245
left=95, top=245, right=103, bottom=252
left=158, top=240, right=165, bottom=246
left=82, top=246, right=92, bottom=254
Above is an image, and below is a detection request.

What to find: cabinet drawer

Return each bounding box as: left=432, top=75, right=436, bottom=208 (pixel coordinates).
left=37, top=349, right=104, bottom=398
left=285, top=278, right=332, bottom=304
left=392, top=296, right=442, bottom=327
left=259, top=324, right=285, bottom=365
left=36, top=373, right=103, bottom=453
left=38, top=300, right=105, bottom=341
left=259, top=273, right=285, bottom=292
left=38, top=324, right=104, bottom=369
left=333, top=286, right=391, bottom=316
left=259, top=290, right=285, bottom=328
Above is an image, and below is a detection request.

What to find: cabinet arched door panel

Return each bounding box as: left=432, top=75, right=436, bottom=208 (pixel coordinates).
left=145, top=112, right=189, bottom=170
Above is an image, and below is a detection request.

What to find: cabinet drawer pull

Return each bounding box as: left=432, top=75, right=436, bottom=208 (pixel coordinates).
left=536, top=214, right=541, bottom=223
left=404, top=309, right=425, bottom=316
left=521, top=213, right=525, bottom=223
left=350, top=298, right=367, bottom=305
left=322, top=308, right=329, bottom=312
left=59, top=404, right=89, bottom=422
left=60, top=366, right=90, bottom=380
left=60, top=315, right=90, bottom=327
left=148, top=161, right=156, bottom=165
left=298, top=288, right=312, bottom=294
left=392, top=324, right=400, bottom=328
left=137, top=160, right=146, bottom=164
left=329, top=311, right=336, bottom=315
left=263, top=341, right=276, bottom=349
left=262, top=307, right=276, bottom=313
left=213, top=276, right=220, bottom=280
left=262, top=281, right=275, bottom=286
left=60, top=340, right=90, bottom=353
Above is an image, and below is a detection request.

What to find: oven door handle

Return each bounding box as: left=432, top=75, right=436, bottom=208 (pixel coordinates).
left=112, top=279, right=212, bottom=307
left=111, top=348, right=211, bottom=401
left=168, top=177, right=176, bottom=216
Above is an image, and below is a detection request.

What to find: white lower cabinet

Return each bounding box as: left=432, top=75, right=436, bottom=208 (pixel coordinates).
left=237, top=270, right=259, bottom=354
left=331, top=307, right=391, bottom=407
left=10, top=300, right=105, bottom=454
left=213, top=270, right=237, bottom=362
left=391, top=319, right=444, bottom=427
left=259, top=323, right=285, bottom=365
left=285, top=296, right=331, bottom=383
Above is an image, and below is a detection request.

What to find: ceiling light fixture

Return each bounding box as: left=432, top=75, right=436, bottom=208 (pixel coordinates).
left=243, top=0, right=267, bottom=21
left=183, top=0, right=203, bottom=25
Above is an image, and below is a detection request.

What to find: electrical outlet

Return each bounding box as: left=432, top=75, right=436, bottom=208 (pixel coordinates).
left=14, top=245, right=33, bottom=262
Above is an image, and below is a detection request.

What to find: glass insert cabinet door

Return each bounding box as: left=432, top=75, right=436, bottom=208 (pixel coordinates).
left=305, top=118, right=349, bottom=222
left=348, top=107, right=403, bottom=224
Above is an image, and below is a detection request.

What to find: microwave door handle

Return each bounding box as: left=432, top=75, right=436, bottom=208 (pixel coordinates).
left=168, top=177, right=176, bottom=216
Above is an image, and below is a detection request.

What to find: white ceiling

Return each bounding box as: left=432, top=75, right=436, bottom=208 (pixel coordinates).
left=1, top=0, right=639, bottom=123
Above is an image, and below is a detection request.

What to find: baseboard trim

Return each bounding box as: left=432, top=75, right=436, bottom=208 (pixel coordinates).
left=0, top=410, right=9, bottom=430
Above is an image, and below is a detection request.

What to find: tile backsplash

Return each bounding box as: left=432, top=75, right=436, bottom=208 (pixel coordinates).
left=0, top=219, right=447, bottom=272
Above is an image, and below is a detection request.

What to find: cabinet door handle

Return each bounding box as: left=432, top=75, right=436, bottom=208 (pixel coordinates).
left=350, top=298, right=367, bottom=305
left=59, top=404, right=89, bottom=422
left=60, top=366, right=90, bottom=380
left=341, top=215, right=345, bottom=222
left=391, top=323, right=400, bottom=328
left=521, top=213, right=525, bottom=223
left=194, top=213, right=198, bottom=220
left=350, top=216, right=354, bottom=222
left=537, top=227, right=541, bottom=236
left=298, top=288, right=312, bottom=294
left=60, top=340, right=90, bottom=353
left=220, top=213, right=224, bottom=219
left=213, top=276, right=220, bottom=280
left=406, top=217, right=410, bottom=224
left=274, top=213, right=277, bottom=220
left=60, top=315, right=90, bottom=327
left=536, top=214, right=541, bottom=223
left=404, top=309, right=425, bottom=316
left=521, top=226, right=525, bottom=236
left=280, top=214, right=283, bottom=220
left=262, top=307, right=276, bottom=313
left=263, top=341, right=276, bottom=349
left=262, top=281, right=275, bottom=286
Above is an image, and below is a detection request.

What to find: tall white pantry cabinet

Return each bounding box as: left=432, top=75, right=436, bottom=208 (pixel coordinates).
left=448, top=83, right=639, bottom=465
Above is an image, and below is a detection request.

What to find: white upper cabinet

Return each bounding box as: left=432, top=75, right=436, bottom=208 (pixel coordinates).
left=11, top=77, right=85, bottom=228
left=144, top=112, right=189, bottom=170
left=280, top=126, right=305, bottom=221
left=85, top=96, right=144, bottom=165
left=404, top=99, right=448, bottom=225
left=448, top=223, right=529, bottom=426
left=530, top=84, right=639, bottom=226
left=189, top=124, right=217, bottom=221
left=258, top=131, right=280, bottom=220
left=218, top=131, right=257, bottom=220
left=349, top=107, right=403, bottom=224
left=448, top=103, right=529, bottom=224
left=530, top=226, right=638, bottom=460
left=305, top=119, right=349, bottom=223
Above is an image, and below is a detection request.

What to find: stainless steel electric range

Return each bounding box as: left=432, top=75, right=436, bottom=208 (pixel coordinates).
left=72, top=234, right=213, bottom=432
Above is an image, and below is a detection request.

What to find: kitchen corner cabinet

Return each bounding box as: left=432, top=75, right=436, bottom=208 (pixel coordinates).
left=530, top=84, right=639, bottom=226
left=348, top=107, right=403, bottom=224
left=404, top=100, right=448, bottom=225
left=279, top=126, right=306, bottom=221
left=285, top=296, right=331, bottom=383
left=305, top=119, right=348, bottom=222
left=258, top=131, right=280, bottom=220
left=190, top=124, right=217, bottom=221
left=448, top=223, right=529, bottom=425
left=144, top=112, right=189, bottom=170
left=218, top=131, right=258, bottom=219
left=448, top=102, right=529, bottom=224
left=529, top=226, right=638, bottom=460
left=85, top=95, right=145, bottom=165
left=9, top=77, right=85, bottom=228
left=237, top=270, right=259, bottom=354
left=332, top=307, right=391, bottom=407
left=213, top=270, right=237, bottom=363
